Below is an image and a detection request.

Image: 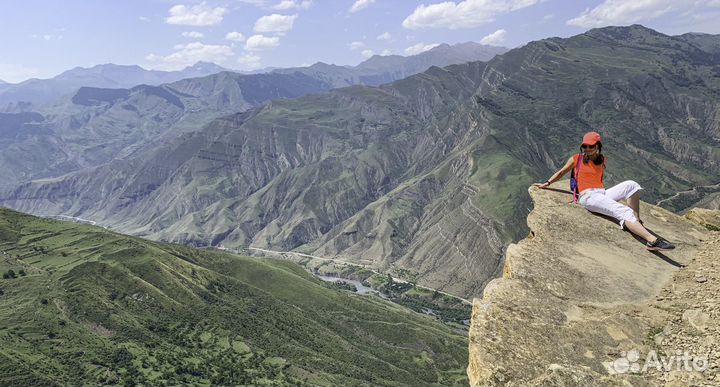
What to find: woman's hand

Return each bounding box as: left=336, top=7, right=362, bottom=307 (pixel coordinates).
left=534, top=157, right=573, bottom=190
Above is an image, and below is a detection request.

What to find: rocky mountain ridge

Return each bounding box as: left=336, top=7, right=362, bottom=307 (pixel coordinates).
left=0, top=42, right=507, bottom=192
left=0, top=71, right=329, bottom=190
left=273, top=42, right=507, bottom=88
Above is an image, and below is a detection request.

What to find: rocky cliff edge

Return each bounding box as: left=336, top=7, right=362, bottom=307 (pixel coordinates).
left=468, top=182, right=719, bottom=386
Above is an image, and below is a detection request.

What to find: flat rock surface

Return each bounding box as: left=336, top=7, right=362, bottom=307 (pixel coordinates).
left=468, top=183, right=718, bottom=386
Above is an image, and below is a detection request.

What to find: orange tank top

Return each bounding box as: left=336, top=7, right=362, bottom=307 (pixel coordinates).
left=573, top=154, right=605, bottom=193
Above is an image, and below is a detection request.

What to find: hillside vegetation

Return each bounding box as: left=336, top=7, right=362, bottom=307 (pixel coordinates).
left=0, top=208, right=467, bottom=387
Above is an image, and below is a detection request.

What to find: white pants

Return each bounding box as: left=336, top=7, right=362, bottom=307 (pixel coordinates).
left=578, top=180, right=642, bottom=229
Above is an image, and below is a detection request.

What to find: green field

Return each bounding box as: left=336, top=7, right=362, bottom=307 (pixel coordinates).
left=0, top=208, right=468, bottom=387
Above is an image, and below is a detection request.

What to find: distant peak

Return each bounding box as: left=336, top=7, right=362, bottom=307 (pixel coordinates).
left=309, top=61, right=334, bottom=67
left=585, top=24, right=667, bottom=39
left=680, top=31, right=713, bottom=37
left=183, top=61, right=226, bottom=71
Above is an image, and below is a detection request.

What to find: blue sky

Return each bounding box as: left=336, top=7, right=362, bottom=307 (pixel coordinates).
left=2, top=0, right=720, bottom=83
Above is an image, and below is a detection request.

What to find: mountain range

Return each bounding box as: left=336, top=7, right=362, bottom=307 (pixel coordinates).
left=2, top=25, right=719, bottom=299
left=0, top=71, right=330, bottom=190
left=0, top=42, right=507, bottom=111
left=0, top=62, right=230, bottom=110
left=273, top=42, right=508, bottom=88
left=0, top=42, right=506, bottom=191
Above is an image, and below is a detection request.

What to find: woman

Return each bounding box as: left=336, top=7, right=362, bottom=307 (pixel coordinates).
left=535, top=131, right=675, bottom=251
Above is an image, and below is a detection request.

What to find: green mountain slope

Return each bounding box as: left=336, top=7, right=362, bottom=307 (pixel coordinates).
left=0, top=208, right=467, bottom=387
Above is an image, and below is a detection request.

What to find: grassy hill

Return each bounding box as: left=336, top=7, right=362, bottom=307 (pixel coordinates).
left=0, top=208, right=467, bottom=387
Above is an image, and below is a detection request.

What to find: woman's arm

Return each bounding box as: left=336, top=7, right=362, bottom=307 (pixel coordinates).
left=534, top=156, right=575, bottom=189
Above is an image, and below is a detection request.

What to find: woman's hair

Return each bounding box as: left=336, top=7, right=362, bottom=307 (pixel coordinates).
left=581, top=142, right=604, bottom=165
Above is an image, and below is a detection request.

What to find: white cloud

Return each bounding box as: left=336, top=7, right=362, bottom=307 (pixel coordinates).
left=254, top=14, right=298, bottom=34
left=350, top=41, right=365, bottom=50
left=381, top=49, right=392, bottom=55
left=480, top=29, right=507, bottom=45
left=35, top=33, right=62, bottom=41
left=273, top=0, right=295, bottom=9
left=146, top=42, right=234, bottom=71
left=272, top=0, right=313, bottom=10
left=238, top=53, right=262, bottom=70
left=182, top=31, right=205, bottom=38
left=404, top=42, right=440, bottom=55
left=376, top=32, right=392, bottom=40
left=0, top=63, right=41, bottom=83
left=165, top=2, right=227, bottom=26
left=350, top=0, right=375, bottom=13
left=402, top=0, right=539, bottom=29
left=238, top=0, right=271, bottom=6
left=244, top=34, right=280, bottom=50
left=566, top=0, right=720, bottom=28
left=361, top=49, right=375, bottom=58
left=139, top=16, right=151, bottom=22
left=225, top=32, right=246, bottom=42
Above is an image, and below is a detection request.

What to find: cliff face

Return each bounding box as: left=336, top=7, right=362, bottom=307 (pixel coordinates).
left=468, top=183, right=718, bottom=386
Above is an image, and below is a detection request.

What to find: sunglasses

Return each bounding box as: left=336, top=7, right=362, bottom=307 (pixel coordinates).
left=581, top=144, right=598, bottom=149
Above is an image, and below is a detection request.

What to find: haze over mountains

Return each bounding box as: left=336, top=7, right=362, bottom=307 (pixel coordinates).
left=0, top=42, right=506, bottom=190
left=273, top=42, right=507, bottom=88
left=3, top=25, right=719, bottom=299
left=0, top=42, right=507, bottom=111
left=0, top=62, right=231, bottom=110
left=0, top=72, right=330, bottom=189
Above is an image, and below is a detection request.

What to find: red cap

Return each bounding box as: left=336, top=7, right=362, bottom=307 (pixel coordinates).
left=582, top=131, right=601, bottom=146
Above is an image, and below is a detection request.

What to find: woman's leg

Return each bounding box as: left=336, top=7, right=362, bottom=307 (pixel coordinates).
left=582, top=191, right=656, bottom=242
left=623, top=219, right=655, bottom=242
left=627, top=191, right=641, bottom=222
left=606, top=180, right=643, bottom=221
